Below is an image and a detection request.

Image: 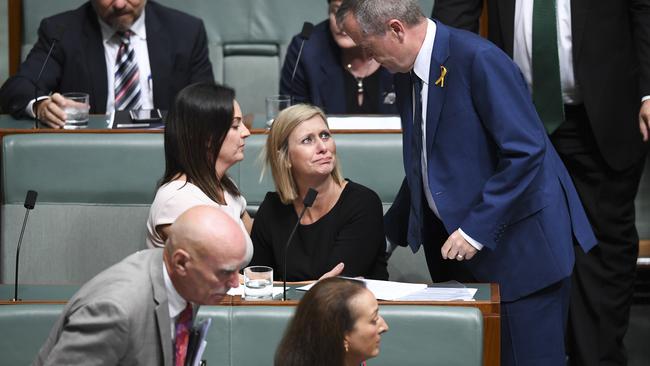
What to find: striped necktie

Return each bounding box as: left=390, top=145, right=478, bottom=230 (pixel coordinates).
left=114, top=30, right=142, bottom=111
left=532, top=0, right=564, bottom=133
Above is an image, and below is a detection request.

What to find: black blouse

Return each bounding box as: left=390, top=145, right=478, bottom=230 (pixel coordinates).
left=343, top=69, right=381, bottom=114
left=250, top=180, right=389, bottom=281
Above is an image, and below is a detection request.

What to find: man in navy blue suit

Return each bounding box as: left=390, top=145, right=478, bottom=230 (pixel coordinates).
left=338, top=0, right=597, bottom=364
left=0, top=0, right=214, bottom=128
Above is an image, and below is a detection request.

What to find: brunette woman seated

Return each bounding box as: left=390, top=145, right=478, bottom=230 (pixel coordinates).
left=275, top=277, right=389, bottom=366
left=146, top=82, right=253, bottom=263
left=250, top=104, right=388, bottom=281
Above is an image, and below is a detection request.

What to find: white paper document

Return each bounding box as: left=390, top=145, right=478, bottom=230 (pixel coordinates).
left=226, top=286, right=284, bottom=298
left=297, top=278, right=428, bottom=300
left=326, top=115, right=401, bottom=130
left=398, top=287, right=478, bottom=301
left=296, top=278, right=478, bottom=301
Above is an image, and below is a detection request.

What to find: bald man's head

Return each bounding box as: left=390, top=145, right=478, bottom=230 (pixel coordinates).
left=164, top=206, right=247, bottom=305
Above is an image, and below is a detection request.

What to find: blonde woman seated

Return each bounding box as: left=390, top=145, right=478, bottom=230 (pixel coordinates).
left=146, top=82, right=253, bottom=263
left=250, top=104, right=388, bottom=281
left=275, top=277, right=389, bottom=366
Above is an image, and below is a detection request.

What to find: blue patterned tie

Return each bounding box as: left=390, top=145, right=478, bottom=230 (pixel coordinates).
left=407, top=72, right=424, bottom=252
left=114, top=30, right=142, bottom=111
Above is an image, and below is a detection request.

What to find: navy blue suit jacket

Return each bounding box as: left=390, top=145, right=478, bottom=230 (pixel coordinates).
left=385, top=22, right=597, bottom=301
left=279, top=20, right=397, bottom=115
left=0, top=1, right=214, bottom=117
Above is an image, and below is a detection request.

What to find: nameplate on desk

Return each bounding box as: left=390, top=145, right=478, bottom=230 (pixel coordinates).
left=326, top=115, right=401, bottom=130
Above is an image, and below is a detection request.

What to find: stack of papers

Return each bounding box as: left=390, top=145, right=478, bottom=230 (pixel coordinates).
left=326, top=115, right=401, bottom=130
left=398, top=287, right=477, bottom=301
left=226, top=286, right=284, bottom=298
left=297, top=278, right=477, bottom=301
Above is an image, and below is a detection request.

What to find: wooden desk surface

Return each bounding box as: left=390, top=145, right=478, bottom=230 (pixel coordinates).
left=1, top=283, right=499, bottom=365
left=0, top=114, right=402, bottom=138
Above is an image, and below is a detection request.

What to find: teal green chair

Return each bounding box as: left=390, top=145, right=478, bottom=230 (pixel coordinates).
left=1, top=133, right=164, bottom=284
left=0, top=303, right=483, bottom=366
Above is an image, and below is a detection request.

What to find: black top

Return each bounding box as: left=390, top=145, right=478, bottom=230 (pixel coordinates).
left=250, top=180, right=389, bottom=281
left=343, top=69, right=381, bottom=114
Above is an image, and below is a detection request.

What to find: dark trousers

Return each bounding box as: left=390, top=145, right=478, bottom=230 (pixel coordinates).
left=501, top=277, right=572, bottom=366
left=419, top=206, right=571, bottom=366
left=552, top=104, right=646, bottom=366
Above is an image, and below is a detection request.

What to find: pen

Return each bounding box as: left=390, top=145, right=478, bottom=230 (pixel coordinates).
left=147, top=75, right=153, bottom=91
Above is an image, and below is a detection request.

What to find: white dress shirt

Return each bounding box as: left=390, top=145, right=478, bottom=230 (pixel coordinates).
left=163, top=260, right=188, bottom=341
left=25, top=13, right=154, bottom=117
left=412, top=19, right=483, bottom=251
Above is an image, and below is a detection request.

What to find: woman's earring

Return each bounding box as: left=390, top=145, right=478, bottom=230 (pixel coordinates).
left=344, top=343, right=349, bottom=352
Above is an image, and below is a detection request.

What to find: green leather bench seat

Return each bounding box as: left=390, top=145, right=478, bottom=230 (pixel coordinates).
left=0, top=303, right=483, bottom=365
left=1, top=134, right=165, bottom=284
left=2, top=131, right=431, bottom=285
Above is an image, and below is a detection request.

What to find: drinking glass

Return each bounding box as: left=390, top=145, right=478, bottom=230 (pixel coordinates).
left=244, top=266, right=274, bottom=300
left=62, top=92, right=90, bottom=129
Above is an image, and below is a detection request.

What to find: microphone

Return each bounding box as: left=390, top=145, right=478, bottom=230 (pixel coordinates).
left=288, top=22, right=314, bottom=100
left=283, top=188, right=318, bottom=300
left=12, top=190, right=38, bottom=302
left=32, top=25, right=66, bottom=128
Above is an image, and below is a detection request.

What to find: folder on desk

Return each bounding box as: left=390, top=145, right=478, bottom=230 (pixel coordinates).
left=185, top=318, right=211, bottom=366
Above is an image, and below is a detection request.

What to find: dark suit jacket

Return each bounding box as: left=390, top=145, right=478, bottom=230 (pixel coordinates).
left=33, top=249, right=180, bottom=365
left=385, top=22, right=596, bottom=301
left=279, top=20, right=397, bottom=115
left=0, top=1, right=214, bottom=118
left=433, top=0, right=650, bottom=170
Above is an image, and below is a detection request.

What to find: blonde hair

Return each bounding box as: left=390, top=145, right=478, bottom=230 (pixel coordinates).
left=265, top=104, right=343, bottom=204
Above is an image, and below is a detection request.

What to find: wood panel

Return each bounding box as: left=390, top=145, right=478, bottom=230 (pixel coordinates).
left=8, top=0, right=21, bottom=76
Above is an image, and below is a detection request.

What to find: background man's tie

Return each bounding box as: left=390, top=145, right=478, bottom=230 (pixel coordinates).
left=532, top=0, right=565, bottom=133
left=114, top=30, right=142, bottom=111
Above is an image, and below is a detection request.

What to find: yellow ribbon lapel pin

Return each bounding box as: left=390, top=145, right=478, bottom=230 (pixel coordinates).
left=434, top=65, right=447, bottom=88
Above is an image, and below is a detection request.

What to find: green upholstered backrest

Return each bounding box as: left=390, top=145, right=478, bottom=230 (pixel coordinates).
left=0, top=130, right=432, bottom=284
left=19, top=0, right=435, bottom=114
left=237, top=133, right=405, bottom=212
left=0, top=303, right=482, bottom=365
left=0, top=304, right=65, bottom=365
left=1, top=133, right=164, bottom=284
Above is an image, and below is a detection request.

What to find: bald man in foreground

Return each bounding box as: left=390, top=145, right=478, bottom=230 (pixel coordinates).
left=33, top=206, right=248, bottom=366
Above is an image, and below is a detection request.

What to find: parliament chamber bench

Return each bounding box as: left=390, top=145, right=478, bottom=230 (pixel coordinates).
left=2, top=126, right=649, bottom=285
left=0, top=302, right=484, bottom=366
left=1, top=130, right=432, bottom=286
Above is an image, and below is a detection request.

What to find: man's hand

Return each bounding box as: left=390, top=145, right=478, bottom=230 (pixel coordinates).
left=34, top=92, right=67, bottom=128
left=441, top=230, right=477, bottom=261
left=319, top=262, right=344, bottom=280
left=640, top=99, right=650, bottom=142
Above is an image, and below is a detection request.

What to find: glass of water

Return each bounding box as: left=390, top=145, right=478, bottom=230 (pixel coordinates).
left=265, top=95, right=291, bottom=128
left=244, top=266, right=274, bottom=300
left=62, top=92, right=90, bottom=129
